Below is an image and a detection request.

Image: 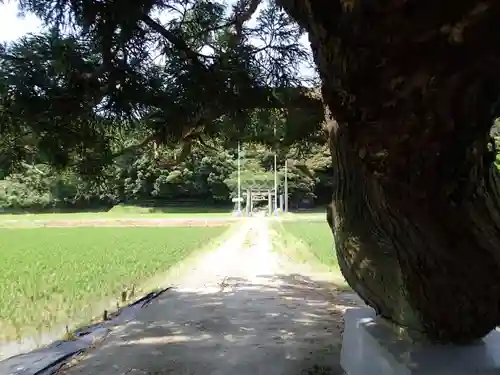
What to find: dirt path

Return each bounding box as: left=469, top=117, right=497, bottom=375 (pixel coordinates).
left=57, top=218, right=360, bottom=375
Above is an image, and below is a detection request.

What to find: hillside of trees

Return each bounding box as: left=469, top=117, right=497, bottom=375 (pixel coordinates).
left=0, top=134, right=333, bottom=211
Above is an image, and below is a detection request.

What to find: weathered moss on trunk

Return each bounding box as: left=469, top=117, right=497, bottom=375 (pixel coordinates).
left=279, top=0, right=500, bottom=343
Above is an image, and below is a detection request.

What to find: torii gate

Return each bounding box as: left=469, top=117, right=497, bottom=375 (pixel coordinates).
left=244, top=188, right=272, bottom=216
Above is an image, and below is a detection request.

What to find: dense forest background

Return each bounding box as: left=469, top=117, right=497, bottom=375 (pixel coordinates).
left=0, top=132, right=332, bottom=212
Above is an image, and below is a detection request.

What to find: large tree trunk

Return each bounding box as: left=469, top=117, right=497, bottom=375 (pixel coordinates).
left=278, top=0, right=500, bottom=343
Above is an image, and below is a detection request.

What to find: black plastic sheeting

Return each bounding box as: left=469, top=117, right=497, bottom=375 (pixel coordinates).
left=0, top=287, right=171, bottom=375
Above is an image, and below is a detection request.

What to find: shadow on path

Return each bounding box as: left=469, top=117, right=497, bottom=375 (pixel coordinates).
left=57, top=273, right=360, bottom=375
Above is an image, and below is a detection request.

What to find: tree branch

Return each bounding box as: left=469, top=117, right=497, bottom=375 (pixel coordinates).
left=232, top=0, right=264, bottom=41
left=141, top=14, right=208, bottom=69
left=112, top=133, right=158, bottom=159
left=231, top=0, right=262, bottom=46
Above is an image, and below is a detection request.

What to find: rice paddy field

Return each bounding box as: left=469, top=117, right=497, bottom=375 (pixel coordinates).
left=277, top=220, right=340, bottom=272
left=0, top=224, right=229, bottom=341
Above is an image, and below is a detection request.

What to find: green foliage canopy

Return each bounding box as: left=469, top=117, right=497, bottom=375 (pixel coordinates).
left=0, top=0, right=325, bottom=174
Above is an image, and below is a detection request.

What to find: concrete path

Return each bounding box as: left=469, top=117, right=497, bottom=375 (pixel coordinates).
left=57, top=218, right=359, bottom=375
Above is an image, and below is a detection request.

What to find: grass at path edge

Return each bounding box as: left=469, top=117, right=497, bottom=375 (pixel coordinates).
left=271, top=220, right=347, bottom=286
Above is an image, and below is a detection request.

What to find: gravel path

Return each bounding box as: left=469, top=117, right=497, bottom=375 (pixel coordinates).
left=57, top=218, right=360, bottom=375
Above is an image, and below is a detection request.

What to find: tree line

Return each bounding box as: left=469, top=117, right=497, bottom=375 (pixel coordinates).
left=0, top=136, right=333, bottom=212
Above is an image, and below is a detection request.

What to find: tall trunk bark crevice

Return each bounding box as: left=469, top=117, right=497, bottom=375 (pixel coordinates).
left=279, top=0, right=500, bottom=343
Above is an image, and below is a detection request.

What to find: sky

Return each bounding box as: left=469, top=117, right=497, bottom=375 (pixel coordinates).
left=0, top=2, right=42, bottom=42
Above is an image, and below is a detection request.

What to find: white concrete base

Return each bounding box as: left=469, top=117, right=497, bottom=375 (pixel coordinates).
left=341, top=307, right=500, bottom=375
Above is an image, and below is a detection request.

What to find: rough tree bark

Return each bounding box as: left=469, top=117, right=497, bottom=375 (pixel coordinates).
left=277, top=0, right=500, bottom=343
